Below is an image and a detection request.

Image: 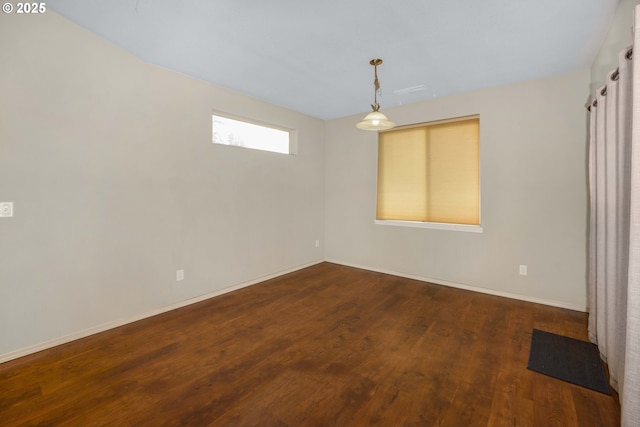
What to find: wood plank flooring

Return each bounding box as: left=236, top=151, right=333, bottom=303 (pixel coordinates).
left=0, top=262, right=620, bottom=426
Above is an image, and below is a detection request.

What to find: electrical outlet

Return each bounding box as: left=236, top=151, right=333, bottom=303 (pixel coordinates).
left=519, top=265, right=528, bottom=276
left=315, top=240, right=320, bottom=248
left=0, top=202, right=13, bottom=218
left=176, top=269, right=184, bottom=281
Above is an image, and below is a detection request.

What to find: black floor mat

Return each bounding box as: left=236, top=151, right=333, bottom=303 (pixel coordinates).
left=527, top=329, right=610, bottom=395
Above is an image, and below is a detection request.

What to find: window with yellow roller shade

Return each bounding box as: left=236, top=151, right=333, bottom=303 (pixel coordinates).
left=376, top=115, right=480, bottom=229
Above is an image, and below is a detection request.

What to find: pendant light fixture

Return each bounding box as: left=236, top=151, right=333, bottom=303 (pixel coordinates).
left=356, top=58, right=395, bottom=131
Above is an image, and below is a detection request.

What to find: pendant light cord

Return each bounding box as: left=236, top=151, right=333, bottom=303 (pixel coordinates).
left=372, top=60, right=381, bottom=112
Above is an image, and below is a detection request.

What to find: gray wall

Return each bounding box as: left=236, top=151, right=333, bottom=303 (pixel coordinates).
left=325, top=70, right=591, bottom=310
left=0, top=12, right=325, bottom=358
left=1, top=5, right=618, bottom=359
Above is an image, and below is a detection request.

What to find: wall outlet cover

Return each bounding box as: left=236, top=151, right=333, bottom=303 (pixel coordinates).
left=0, top=202, right=13, bottom=217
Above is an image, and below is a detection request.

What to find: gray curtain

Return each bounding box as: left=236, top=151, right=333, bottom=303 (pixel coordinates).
left=588, top=6, right=640, bottom=426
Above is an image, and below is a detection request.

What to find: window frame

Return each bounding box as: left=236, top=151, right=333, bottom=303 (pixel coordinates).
left=212, top=111, right=297, bottom=155
left=375, top=114, right=482, bottom=233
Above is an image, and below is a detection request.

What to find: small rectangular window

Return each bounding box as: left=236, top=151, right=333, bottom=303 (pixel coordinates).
left=212, top=113, right=291, bottom=154
left=377, top=115, right=480, bottom=228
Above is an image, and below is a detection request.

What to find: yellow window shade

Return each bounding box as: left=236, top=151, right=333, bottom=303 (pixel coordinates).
left=377, top=116, right=480, bottom=225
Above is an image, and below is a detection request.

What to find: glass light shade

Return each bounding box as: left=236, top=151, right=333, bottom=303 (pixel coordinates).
left=356, top=111, right=395, bottom=131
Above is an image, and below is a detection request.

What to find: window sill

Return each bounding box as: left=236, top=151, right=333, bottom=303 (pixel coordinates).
left=374, top=219, right=483, bottom=233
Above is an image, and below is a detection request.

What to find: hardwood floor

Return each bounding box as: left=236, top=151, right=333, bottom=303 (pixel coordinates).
left=0, top=262, right=620, bottom=426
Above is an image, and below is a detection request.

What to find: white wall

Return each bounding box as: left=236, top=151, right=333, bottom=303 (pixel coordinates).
left=325, top=70, right=591, bottom=310
left=0, top=12, right=325, bottom=358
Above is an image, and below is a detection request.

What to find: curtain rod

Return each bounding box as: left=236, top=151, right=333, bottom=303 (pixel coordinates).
left=587, top=47, right=633, bottom=111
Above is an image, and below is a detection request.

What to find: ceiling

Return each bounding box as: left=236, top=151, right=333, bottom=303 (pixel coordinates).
left=47, top=0, right=619, bottom=120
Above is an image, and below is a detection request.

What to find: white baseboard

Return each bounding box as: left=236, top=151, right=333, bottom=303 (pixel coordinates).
left=325, top=258, right=587, bottom=313
left=0, top=258, right=586, bottom=364
left=0, top=260, right=324, bottom=364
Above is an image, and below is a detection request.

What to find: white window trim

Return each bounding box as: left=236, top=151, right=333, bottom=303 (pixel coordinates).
left=374, top=219, right=483, bottom=233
